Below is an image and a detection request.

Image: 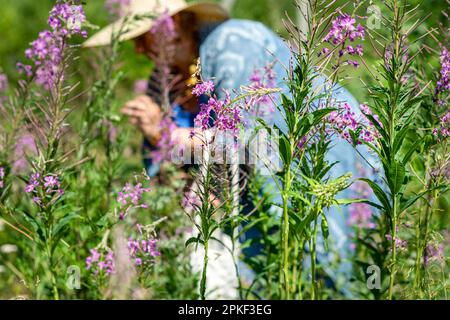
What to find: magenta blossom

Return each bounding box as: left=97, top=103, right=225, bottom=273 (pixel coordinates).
left=192, top=81, right=215, bottom=97
left=25, top=172, right=64, bottom=206
left=0, top=73, right=8, bottom=93
left=86, top=248, right=115, bottom=275
left=116, top=178, right=151, bottom=220
left=152, top=116, right=178, bottom=164
left=151, top=9, right=176, bottom=38
left=245, top=64, right=277, bottom=117
left=19, top=1, right=87, bottom=88
left=0, top=167, right=5, bottom=189
left=133, top=79, right=148, bottom=95
left=435, top=47, right=450, bottom=104
left=321, top=13, right=365, bottom=68
left=104, top=0, right=131, bottom=18
left=127, top=224, right=161, bottom=268
left=424, top=243, right=445, bottom=266
left=432, top=112, right=450, bottom=141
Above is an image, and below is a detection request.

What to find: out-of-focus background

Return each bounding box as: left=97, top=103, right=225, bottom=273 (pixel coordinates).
left=0, top=0, right=447, bottom=102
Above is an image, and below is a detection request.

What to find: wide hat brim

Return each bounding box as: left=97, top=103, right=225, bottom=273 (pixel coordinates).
left=83, top=2, right=229, bottom=48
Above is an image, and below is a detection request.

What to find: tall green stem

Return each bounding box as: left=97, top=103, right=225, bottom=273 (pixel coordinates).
left=281, top=165, right=291, bottom=299
left=200, top=240, right=209, bottom=300
left=310, top=215, right=319, bottom=300
left=388, top=208, right=397, bottom=300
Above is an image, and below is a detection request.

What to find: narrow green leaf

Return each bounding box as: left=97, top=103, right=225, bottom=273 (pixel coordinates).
left=358, top=178, right=392, bottom=215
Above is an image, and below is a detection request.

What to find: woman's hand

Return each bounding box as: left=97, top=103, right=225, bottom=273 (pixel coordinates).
left=121, top=95, right=163, bottom=145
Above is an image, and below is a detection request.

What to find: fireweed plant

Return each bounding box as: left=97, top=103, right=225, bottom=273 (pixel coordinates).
left=408, top=19, right=449, bottom=298
left=343, top=0, right=449, bottom=299
left=245, top=1, right=370, bottom=299
left=184, top=67, right=280, bottom=300
left=0, top=0, right=448, bottom=300
left=1, top=0, right=89, bottom=299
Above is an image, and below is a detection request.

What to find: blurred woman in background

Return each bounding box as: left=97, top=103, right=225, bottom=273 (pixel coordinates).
left=84, top=0, right=367, bottom=298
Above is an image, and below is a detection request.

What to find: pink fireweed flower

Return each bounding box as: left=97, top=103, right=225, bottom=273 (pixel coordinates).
left=133, top=79, right=148, bottom=95
left=192, top=80, right=215, bottom=97
left=435, top=47, right=450, bottom=103
left=127, top=225, right=161, bottom=269
left=24, top=172, right=40, bottom=193
left=194, top=95, right=243, bottom=138
left=0, top=167, right=5, bottom=189
left=245, top=64, right=277, bottom=117
left=20, top=1, right=87, bottom=89
left=432, top=112, right=450, bottom=141
left=323, top=14, right=365, bottom=44
left=386, top=233, right=408, bottom=250
left=116, top=177, right=151, bottom=220
left=327, top=102, right=359, bottom=142
left=151, top=9, right=176, bottom=38
left=153, top=116, right=178, bottom=164
left=25, top=172, right=64, bottom=206
left=104, top=0, right=131, bottom=18
left=86, top=248, right=115, bottom=275
left=181, top=191, right=201, bottom=211
left=322, top=13, right=365, bottom=68
left=327, top=102, right=381, bottom=144
left=0, top=73, right=8, bottom=93
left=424, top=243, right=445, bottom=266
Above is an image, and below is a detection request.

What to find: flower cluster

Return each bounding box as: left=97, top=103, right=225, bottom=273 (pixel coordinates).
left=19, top=1, right=87, bottom=88
left=181, top=191, right=201, bottom=212
left=116, top=179, right=151, bottom=220
left=424, top=243, right=445, bottom=266
left=193, top=80, right=243, bottom=139
left=328, top=102, right=359, bottom=142
left=151, top=9, right=176, bottom=38
left=0, top=167, right=5, bottom=189
left=153, top=116, right=178, bottom=164
left=86, top=248, right=115, bottom=275
left=192, top=81, right=215, bottom=97
left=127, top=228, right=161, bottom=267
left=133, top=79, right=149, bottom=95
left=327, top=102, right=381, bottom=144
left=386, top=233, right=407, bottom=250
left=48, top=2, right=86, bottom=35
left=24, top=172, right=64, bottom=206
left=432, top=112, right=450, bottom=141
left=322, top=14, right=365, bottom=68
left=0, top=73, right=8, bottom=93
left=104, top=0, right=130, bottom=18
left=245, top=64, right=277, bottom=117
left=435, top=47, right=450, bottom=103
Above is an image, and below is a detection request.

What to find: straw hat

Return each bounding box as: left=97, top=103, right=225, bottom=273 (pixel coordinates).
left=83, top=0, right=229, bottom=48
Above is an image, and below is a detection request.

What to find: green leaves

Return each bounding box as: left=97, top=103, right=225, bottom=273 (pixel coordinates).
left=185, top=235, right=204, bottom=248
left=358, top=178, right=392, bottom=215
left=386, top=160, right=406, bottom=195
left=279, top=135, right=292, bottom=166
left=321, top=215, right=329, bottom=251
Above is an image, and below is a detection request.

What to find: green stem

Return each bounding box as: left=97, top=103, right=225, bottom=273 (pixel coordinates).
left=388, top=201, right=397, bottom=300
left=297, top=239, right=305, bottom=300
left=200, top=240, right=209, bottom=300
left=281, top=165, right=291, bottom=299
left=310, top=215, right=319, bottom=300
left=45, top=242, right=59, bottom=300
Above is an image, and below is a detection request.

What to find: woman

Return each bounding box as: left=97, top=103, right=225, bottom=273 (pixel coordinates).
left=84, top=0, right=368, bottom=297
